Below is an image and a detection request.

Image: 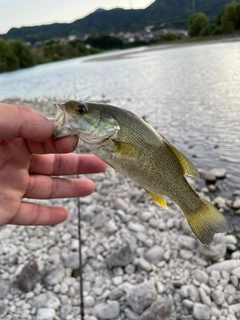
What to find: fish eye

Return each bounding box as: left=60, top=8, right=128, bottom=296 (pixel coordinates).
left=76, top=105, right=88, bottom=115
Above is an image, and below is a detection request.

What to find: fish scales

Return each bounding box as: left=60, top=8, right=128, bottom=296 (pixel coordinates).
left=53, top=100, right=232, bottom=244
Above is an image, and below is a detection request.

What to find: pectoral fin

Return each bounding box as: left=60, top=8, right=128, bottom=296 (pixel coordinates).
left=169, top=144, right=200, bottom=178
left=144, top=189, right=168, bottom=209
left=115, top=141, right=141, bottom=158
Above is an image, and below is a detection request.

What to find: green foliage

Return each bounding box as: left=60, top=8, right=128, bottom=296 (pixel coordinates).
left=162, top=32, right=178, bottom=41
left=0, top=39, right=35, bottom=73
left=188, top=12, right=209, bottom=37
left=220, top=1, right=240, bottom=33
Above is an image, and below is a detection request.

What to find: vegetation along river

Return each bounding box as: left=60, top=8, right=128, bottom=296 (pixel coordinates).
left=0, top=41, right=239, bottom=203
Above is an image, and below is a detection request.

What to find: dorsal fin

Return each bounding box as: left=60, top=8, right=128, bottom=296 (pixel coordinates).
left=169, top=144, right=200, bottom=178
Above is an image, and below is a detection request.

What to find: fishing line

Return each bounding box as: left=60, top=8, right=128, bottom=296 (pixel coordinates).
left=77, top=186, right=85, bottom=320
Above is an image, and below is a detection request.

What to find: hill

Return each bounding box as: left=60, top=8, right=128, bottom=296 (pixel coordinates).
left=3, top=0, right=235, bottom=43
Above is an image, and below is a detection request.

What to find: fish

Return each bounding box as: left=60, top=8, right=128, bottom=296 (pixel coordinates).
left=53, top=100, right=232, bottom=245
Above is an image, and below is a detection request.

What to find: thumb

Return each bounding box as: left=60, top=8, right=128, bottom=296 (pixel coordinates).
left=0, top=103, right=54, bottom=141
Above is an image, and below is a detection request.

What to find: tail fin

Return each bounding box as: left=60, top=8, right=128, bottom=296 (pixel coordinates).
left=184, top=199, right=232, bottom=245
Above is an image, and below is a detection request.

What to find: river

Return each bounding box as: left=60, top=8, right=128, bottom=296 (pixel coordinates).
left=0, top=41, right=240, bottom=199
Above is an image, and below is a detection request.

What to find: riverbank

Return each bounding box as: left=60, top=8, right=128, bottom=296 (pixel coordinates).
left=0, top=100, right=240, bottom=320
left=84, top=36, right=240, bottom=63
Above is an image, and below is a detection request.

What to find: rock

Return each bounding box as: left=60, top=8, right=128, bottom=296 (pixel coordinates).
left=126, top=282, right=157, bottom=314
left=124, top=307, right=140, bottom=320
left=36, top=308, right=55, bottom=320
left=30, top=292, right=61, bottom=310
left=0, top=280, right=9, bottom=298
left=144, top=246, right=164, bottom=264
left=84, top=296, right=95, bottom=308
left=213, top=196, right=227, bottom=209
left=0, top=227, right=12, bottom=240
left=106, top=245, right=133, bottom=268
left=25, top=239, right=43, bottom=250
left=179, top=235, right=197, bottom=250
left=16, top=260, right=41, bottom=292
left=209, top=168, right=227, bottom=179
left=128, top=222, right=145, bottom=233
left=106, top=220, right=118, bottom=233
left=202, top=172, right=216, bottom=183
left=198, top=234, right=226, bottom=261
left=192, top=303, right=210, bottom=320
left=193, top=270, right=209, bottom=284
left=232, top=198, right=240, bottom=210
left=206, top=260, right=240, bottom=273
left=232, top=267, right=240, bottom=278
left=140, top=298, right=173, bottom=320
left=109, top=288, right=124, bottom=300
left=64, top=251, right=87, bottom=269
left=211, top=289, right=225, bottom=305
left=93, top=300, right=120, bottom=319
left=0, top=301, right=8, bottom=318
left=114, top=198, right=129, bottom=211
left=179, top=249, right=193, bottom=260
left=137, top=258, right=152, bottom=272
left=44, top=266, right=65, bottom=286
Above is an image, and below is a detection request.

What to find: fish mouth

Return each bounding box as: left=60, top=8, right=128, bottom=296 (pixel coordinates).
left=53, top=102, right=75, bottom=138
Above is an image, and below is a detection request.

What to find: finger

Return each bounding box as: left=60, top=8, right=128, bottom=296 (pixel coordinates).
left=25, top=175, right=95, bottom=199
left=0, top=103, right=54, bottom=141
left=26, top=136, right=79, bottom=154
left=29, top=154, right=107, bottom=175
left=8, top=203, right=69, bottom=225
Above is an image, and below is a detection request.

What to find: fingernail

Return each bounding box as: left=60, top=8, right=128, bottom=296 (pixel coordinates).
left=72, top=136, right=79, bottom=150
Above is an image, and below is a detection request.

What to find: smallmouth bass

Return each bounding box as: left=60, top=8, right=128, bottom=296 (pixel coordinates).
left=53, top=100, right=232, bottom=245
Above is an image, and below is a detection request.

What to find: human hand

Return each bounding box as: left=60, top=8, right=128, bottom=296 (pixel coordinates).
left=0, top=103, right=107, bottom=226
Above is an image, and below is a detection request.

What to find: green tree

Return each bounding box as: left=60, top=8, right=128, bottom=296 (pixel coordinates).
left=7, top=40, right=35, bottom=68
left=188, top=12, right=209, bottom=37
left=220, top=1, right=240, bottom=33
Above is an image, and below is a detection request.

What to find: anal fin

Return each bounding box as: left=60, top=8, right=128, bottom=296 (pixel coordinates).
left=144, top=189, right=168, bottom=209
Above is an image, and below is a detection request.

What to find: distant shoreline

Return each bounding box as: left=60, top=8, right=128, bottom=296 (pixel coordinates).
left=84, top=37, right=240, bottom=63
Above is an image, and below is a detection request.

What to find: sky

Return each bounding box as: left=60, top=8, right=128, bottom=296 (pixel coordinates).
left=0, top=0, right=154, bottom=34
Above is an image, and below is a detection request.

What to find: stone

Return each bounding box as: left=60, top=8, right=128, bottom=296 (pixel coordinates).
left=193, top=270, right=209, bottom=284
left=209, top=168, right=226, bottom=179
left=179, top=249, right=193, bottom=260
left=0, top=227, right=12, bottom=240
left=0, top=280, right=9, bottom=298
left=232, top=267, right=240, bottom=278
left=16, top=260, right=41, bottom=292
left=0, top=302, right=8, bottom=318
left=128, top=222, right=145, bottom=233
left=213, top=197, right=227, bottom=209
left=30, top=292, right=61, bottom=310
left=198, top=234, right=226, bottom=261
left=140, top=298, right=173, bottom=320
left=106, top=220, right=118, bottom=233
left=106, top=245, right=133, bottom=268
left=60, top=304, right=72, bottom=319
left=179, top=235, right=197, bottom=250
left=124, top=307, right=140, bottom=320
left=192, top=303, right=210, bottom=320
left=232, top=198, right=240, bottom=209
left=126, top=282, right=157, bottom=314
left=44, top=266, right=65, bottom=286
left=137, top=258, right=152, bottom=272
left=93, top=300, right=120, bottom=319
left=144, top=246, right=164, bottom=264
left=36, top=308, right=55, bottom=320
left=109, top=288, right=124, bottom=300
left=206, top=260, right=240, bottom=273
left=211, top=289, right=225, bottom=305
left=64, top=251, right=87, bottom=269
left=84, top=296, right=95, bottom=308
